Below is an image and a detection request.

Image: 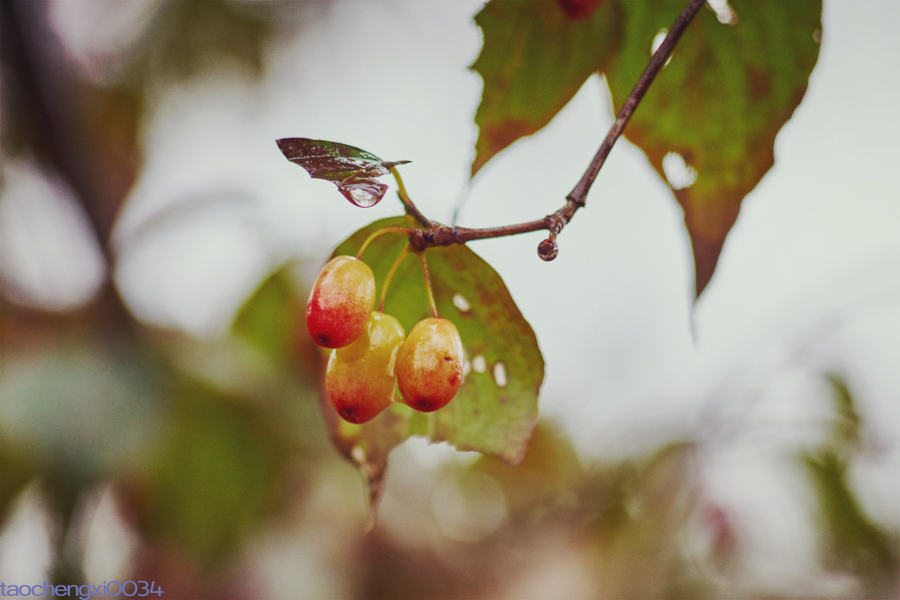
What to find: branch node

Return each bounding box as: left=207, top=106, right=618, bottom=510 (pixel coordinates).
left=408, top=229, right=428, bottom=251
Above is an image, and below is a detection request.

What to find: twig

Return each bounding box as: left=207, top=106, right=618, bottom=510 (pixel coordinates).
left=397, top=0, right=706, bottom=258
left=390, top=167, right=431, bottom=227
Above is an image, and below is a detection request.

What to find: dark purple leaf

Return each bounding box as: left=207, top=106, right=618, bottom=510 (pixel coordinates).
left=276, top=137, right=410, bottom=207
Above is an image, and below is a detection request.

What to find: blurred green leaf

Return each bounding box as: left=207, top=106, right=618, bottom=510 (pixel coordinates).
left=800, top=375, right=898, bottom=593
left=231, top=267, right=303, bottom=368
left=124, top=0, right=273, bottom=84
left=325, top=217, right=543, bottom=502
left=0, top=441, right=34, bottom=522
left=803, top=451, right=897, bottom=592
left=606, top=0, right=822, bottom=294
left=471, top=0, right=621, bottom=175
left=472, top=422, right=584, bottom=517
left=0, top=342, right=163, bottom=483
left=825, top=373, right=861, bottom=452
left=140, top=387, right=288, bottom=565
left=277, top=138, right=410, bottom=208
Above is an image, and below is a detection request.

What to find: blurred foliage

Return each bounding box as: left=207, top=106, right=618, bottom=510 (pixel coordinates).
left=132, top=386, right=289, bottom=566
left=800, top=375, right=899, bottom=597
left=119, top=0, right=273, bottom=86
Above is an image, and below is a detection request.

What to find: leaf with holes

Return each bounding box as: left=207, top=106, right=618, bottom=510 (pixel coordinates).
left=325, top=217, right=543, bottom=503
left=276, top=138, right=410, bottom=207
left=606, top=0, right=822, bottom=295
left=471, top=0, right=622, bottom=175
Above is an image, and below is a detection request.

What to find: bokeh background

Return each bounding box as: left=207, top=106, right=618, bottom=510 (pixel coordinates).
left=1, top=0, right=898, bottom=598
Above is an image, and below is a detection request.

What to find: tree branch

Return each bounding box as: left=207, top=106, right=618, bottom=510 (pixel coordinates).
left=401, top=0, right=706, bottom=259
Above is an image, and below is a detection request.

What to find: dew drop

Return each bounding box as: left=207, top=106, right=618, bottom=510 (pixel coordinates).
left=662, top=152, right=697, bottom=190
left=348, top=188, right=377, bottom=208
left=452, top=293, right=471, bottom=312
left=492, top=362, right=507, bottom=388
left=472, top=355, right=486, bottom=373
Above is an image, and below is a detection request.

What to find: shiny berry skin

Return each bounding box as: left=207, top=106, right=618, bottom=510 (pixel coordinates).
left=307, top=256, right=375, bottom=348
left=397, top=317, right=464, bottom=412
left=326, top=311, right=404, bottom=424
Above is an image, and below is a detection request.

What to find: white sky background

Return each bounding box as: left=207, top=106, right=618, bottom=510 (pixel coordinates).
left=7, top=0, right=898, bottom=591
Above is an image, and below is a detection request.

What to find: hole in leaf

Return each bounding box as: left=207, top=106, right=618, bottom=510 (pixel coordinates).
left=472, top=355, right=486, bottom=373
left=649, top=29, right=673, bottom=67
left=650, top=29, right=668, bottom=54
left=662, top=152, right=697, bottom=190
left=707, top=0, right=738, bottom=25
left=492, top=362, right=508, bottom=388
left=452, top=293, right=471, bottom=313
left=462, top=358, right=471, bottom=377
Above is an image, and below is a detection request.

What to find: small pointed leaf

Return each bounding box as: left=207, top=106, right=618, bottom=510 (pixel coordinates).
left=276, top=138, right=409, bottom=207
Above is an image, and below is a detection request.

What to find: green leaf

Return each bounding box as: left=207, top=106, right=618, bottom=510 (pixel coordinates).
left=0, top=442, right=34, bottom=522
left=471, top=0, right=622, bottom=175
left=327, top=217, right=543, bottom=500
left=803, top=451, right=898, bottom=591
left=140, top=387, right=288, bottom=565
left=123, top=0, right=273, bottom=83
left=606, top=0, right=822, bottom=295
left=0, top=343, right=163, bottom=482
left=277, top=138, right=410, bottom=207
left=231, top=267, right=302, bottom=367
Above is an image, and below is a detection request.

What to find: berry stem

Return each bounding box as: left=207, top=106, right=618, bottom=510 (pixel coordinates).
left=379, top=244, right=411, bottom=312
left=356, top=226, right=412, bottom=259
left=390, top=166, right=431, bottom=228
left=418, top=251, right=439, bottom=318
left=427, top=411, right=436, bottom=440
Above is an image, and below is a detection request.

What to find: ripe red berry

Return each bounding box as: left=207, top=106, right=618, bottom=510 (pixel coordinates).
left=397, top=317, right=464, bottom=412
left=306, top=256, right=375, bottom=348
left=326, top=311, right=405, bottom=424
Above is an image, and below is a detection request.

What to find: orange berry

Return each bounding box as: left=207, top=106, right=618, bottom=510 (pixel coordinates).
left=326, top=312, right=404, bottom=424
left=397, top=317, right=464, bottom=412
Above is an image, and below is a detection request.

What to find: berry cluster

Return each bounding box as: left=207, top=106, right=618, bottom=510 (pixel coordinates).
left=307, top=254, right=464, bottom=424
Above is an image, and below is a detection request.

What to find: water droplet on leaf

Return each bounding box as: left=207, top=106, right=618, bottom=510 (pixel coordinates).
left=348, top=188, right=378, bottom=208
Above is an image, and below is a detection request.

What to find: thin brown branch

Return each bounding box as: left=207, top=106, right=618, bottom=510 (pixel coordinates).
left=399, top=0, right=706, bottom=257
left=566, top=0, right=706, bottom=207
